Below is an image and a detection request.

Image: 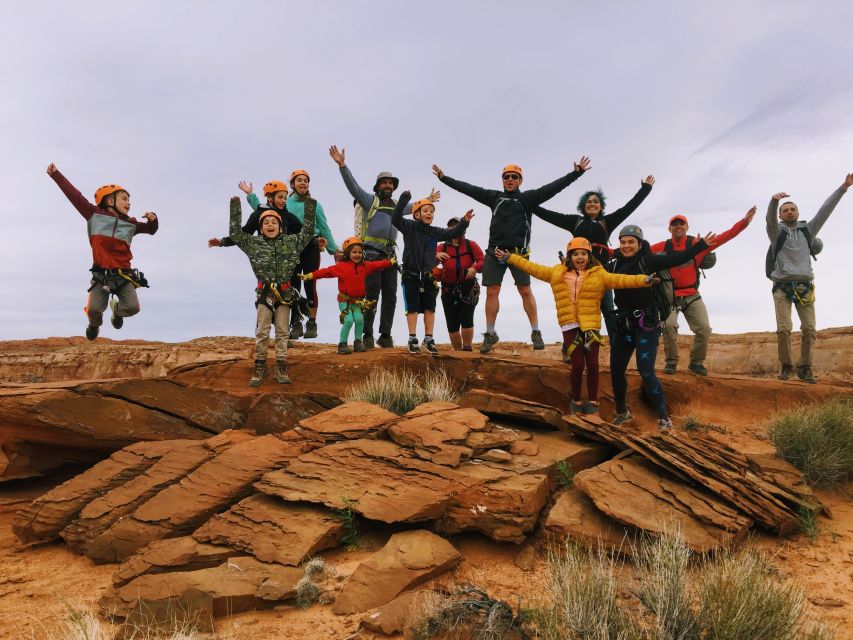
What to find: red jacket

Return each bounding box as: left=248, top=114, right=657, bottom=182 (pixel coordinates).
left=650, top=217, right=748, bottom=297
left=51, top=171, right=158, bottom=269
left=310, top=259, right=392, bottom=300
left=436, top=238, right=484, bottom=285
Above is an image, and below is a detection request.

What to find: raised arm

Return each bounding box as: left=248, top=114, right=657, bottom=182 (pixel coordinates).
left=807, top=173, right=851, bottom=236
left=505, top=252, right=555, bottom=282
left=532, top=206, right=583, bottom=232
left=133, top=214, right=159, bottom=236
left=601, top=177, right=654, bottom=229
left=766, top=192, right=787, bottom=241
left=433, top=164, right=497, bottom=207
left=294, top=199, right=318, bottom=249
left=220, top=207, right=262, bottom=247
left=313, top=203, right=339, bottom=254
left=228, top=197, right=252, bottom=250
left=46, top=164, right=97, bottom=220
left=423, top=210, right=473, bottom=240
left=644, top=236, right=712, bottom=271
left=331, top=146, right=375, bottom=211
left=601, top=271, right=651, bottom=290
left=696, top=206, right=755, bottom=257
left=521, top=156, right=590, bottom=206
left=392, top=191, right=413, bottom=233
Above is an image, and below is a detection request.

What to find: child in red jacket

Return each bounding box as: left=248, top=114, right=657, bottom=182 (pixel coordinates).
left=303, top=237, right=393, bottom=354
left=46, top=163, right=158, bottom=340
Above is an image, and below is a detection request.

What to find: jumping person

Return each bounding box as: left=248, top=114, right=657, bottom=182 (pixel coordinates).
left=392, top=191, right=473, bottom=354
left=302, top=237, right=393, bottom=354
left=432, top=157, right=590, bottom=353
left=608, top=225, right=717, bottom=431
left=534, top=176, right=655, bottom=339
left=651, top=206, right=756, bottom=376
left=226, top=196, right=316, bottom=387
left=767, top=173, right=852, bottom=383
left=495, top=238, right=655, bottom=415
left=436, top=217, right=485, bottom=351
left=46, top=163, right=158, bottom=340
left=329, top=145, right=439, bottom=349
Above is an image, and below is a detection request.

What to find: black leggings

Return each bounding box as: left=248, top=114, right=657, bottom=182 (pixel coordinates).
left=610, top=323, right=667, bottom=419
left=441, top=294, right=476, bottom=332
left=290, top=242, right=321, bottom=323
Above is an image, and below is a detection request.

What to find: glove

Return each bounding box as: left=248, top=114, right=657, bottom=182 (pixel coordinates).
left=300, top=272, right=314, bottom=281
left=389, top=256, right=398, bottom=266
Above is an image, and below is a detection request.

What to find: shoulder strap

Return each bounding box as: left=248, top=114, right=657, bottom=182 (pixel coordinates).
left=360, top=195, right=380, bottom=242
left=664, top=239, right=673, bottom=254
left=773, top=228, right=789, bottom=257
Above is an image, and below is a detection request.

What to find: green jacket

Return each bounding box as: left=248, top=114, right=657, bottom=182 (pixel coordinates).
left=229, top=197, right=317, bottom=284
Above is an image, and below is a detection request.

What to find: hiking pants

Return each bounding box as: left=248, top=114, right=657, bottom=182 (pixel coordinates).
left=563, top=328, right=601, bottom=402
left=663, top=294, right=711, bottom=366
left=255, top=303, right=290, bottom=361
left=339, top=301, right=365, bottom=343
left=600, top=289, right=617, bottom=340
left=364, top=261, right=398, bottom=337
left=610, top=323, right=667, bottom=419
left=86, top=279, right=139, bottom=327
left=773, top=288, right=816, bottom=367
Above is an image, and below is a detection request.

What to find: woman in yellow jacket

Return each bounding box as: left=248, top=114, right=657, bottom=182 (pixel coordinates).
left=495, top=238, right=654, bottom=414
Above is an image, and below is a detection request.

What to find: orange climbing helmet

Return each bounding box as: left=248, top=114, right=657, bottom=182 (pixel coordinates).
left=289, top=169, right=310, bottom=186
left=262, top=180, right=289, bottom=196
left=94, top=184, right=127, bottom=205
left=411, top=198, right=434, bottom=217
left=501, top=164, right=523, bottom=178
left=258, top=210, right=283, bottom=226
left=566, top=237, right=592, bottom=254
left=342, top=236, right=364, bottom=253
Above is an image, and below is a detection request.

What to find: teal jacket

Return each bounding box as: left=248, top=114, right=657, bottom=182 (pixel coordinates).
left=246, top=192, right=338, bottom=254
left=230, top=197, right=317, bottom=284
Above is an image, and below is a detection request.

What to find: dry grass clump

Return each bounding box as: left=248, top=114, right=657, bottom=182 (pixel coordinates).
left=768, top=396, right=853, bottom=488
left=406, top=586, right=528, bottom=640
left=345, top=366, right=460, bottom=414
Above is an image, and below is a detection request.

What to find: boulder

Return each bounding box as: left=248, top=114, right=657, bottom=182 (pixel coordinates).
left=459, top=389, right=564, bottom=429
left=295, top=401, right=398, bottom=443
left=113, top=536, right=243, bottom=587
left=245, top=392, right=342, bottom=435
left=543, top=487, right=634, bottom=551
left=361, top=590, right=424, bottom=635
left=192, top=494, right=344, bottom=566
left=332, top=530, right=461, bottom=615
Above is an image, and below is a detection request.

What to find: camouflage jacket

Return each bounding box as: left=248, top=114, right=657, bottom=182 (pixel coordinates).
left=229, top=197, right=317, bottom=284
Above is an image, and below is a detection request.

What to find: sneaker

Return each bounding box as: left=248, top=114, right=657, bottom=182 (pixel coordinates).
left=407, top=337, right=421, bottom=354
left=377, top=334, right=394, bottom=348
left=480, top=332, right=499, bottom=354
left=777, top=364, right=795, bottom=380
left=612, top=410, right=634, bottom=426
left=289, top=322, right=304, bottom=339
left=274, top=360, right=291, bottom=384
left=304, top=319, right=318, bottom=338
left=337, top=342, right=351, bottom=355
left=569, top=402, right=584, bottom=416
left=663, top=363, right=677, bottom=375
left=85, top=325, right=99, bottom=341
left=423, top=337, right=439, bottom=355
left=109, top=299, right=123, bottom=330
left=249, top=361, right=268, bottom=387
left=362, top=334, right=376, bottom=350
left=353, top=339, right=365, bottom=353
left=462, top=345, right=473, bottom=352
left=658, top=417, right=674, bottom=432
left=582, top=402, right=599, bottom=415
left=796, top=365, right=817, bottom=384
left=688, top=362, right=708, bottom=376
left=531, top=329, right=545, bottom=350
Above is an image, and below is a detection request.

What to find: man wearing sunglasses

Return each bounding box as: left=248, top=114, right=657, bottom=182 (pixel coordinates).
left=432, top=157, right=590, bottom=353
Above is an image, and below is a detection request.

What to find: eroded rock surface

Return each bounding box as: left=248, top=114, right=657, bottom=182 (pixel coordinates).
left=543, top=487, right=634, bottom=551
left=113, top=536, right=242, bottom=587
left=295, top=401, right=398, bottom=443
left=460, top=389, right=564, bottom=429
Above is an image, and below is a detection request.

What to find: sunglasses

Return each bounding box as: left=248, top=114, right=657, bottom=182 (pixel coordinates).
left=502, top=173, right=521, bottom=180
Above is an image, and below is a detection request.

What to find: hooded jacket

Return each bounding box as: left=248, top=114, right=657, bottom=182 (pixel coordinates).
left=391, top=193, right=469, bottom=273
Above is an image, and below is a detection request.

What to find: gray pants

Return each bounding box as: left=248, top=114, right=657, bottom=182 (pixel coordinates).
left=364, top=260, right=398, bottom=337
left=773, top=288, right=816, bottom=367
left=86, top=280, right=140, bottom=327
left=255, top=304, right=290, bottom=361
left=663, top=294, right=711, bottom=366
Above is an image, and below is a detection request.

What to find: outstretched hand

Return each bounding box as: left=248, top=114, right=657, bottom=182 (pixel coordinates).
left=432, top=164, right=445, bottom=179
left=574, top=156, right=591, bottom=172
left=462, top=209, right=475, bottom=222
left=317, top=238, right=328, bottom=251
left=701, top=232, right=719, bottom=246
left=142, top=212, right=157, bottom=222
left=771, top=192, right=790, bottom=201
left=238, top=181, right=253, bottom=195
left=428, top=187, right=441, bottom=202
left=46, top=163, right=57, bottom=175
left=208, top=237, right=223, bottom=248
left=743, top=206, right=757, bottom=225
left=329, top=145, right=346, bottom=167
left=398, top=189, right=412, bottom=205
left=643, top=175, right=655, bottom=186
left=842, top=172, right=853, bottom=190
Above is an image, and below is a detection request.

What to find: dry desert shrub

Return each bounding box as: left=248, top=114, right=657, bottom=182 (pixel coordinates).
left=345, top=366, right=459, bottom=414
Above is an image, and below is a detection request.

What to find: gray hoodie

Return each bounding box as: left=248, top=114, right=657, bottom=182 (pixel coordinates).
left=766, top=187, right=845, bottom=282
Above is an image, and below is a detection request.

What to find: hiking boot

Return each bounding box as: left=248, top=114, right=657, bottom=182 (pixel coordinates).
left=85, top=324, right=99, bottom=341
left=612, top=410, right=634, bottom=426
left=337, top=342, right=351, bottom=355
left=582, top=402, right=599, bottom=415
left=377, top=334, right=394, bottom=348
left=304, top=319, right=318, bottom=338
left=248, top=361, right=267, bottom=387
left=289, top=321, right=303, bottom=339
left=480, top=332, right=499, bottom=354
left=109, top=299, right=123, bottom=330
left=274, top=360, right=291, bottom=384
left=777, top=364, right=795, bottom=380
left=423, top=337, right=439, bottom=355
left=797, top=365, right=817, bottom=384
left=658, top=417, right=674, bottom=432
left=362, top=334, right=375, bottom=350
left=531, top=329, right=545, bottom=350
left=663, top=362, right=677, bottom=375
left=407, top=337, right=421, bottom=354
left=688, top=362, right=708, bottom=376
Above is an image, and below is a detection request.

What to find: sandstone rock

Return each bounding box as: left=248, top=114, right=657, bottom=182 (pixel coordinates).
left=90, top=434, right=314, bottom=562
left=574, top=458, right=752, bottom=552
left=478, top=449, right=513, bottom=463
left=13, top=440, right=180, bottom=543
left=113, top=536, right=242, bottom=587
left=459, top=389, right=564, bottom=429
left=387, top=404, right=488, bottom=466
left=465, top=426, right=528, bottom=453
left=0, top=441, right=105, bottom=482
left=332, top=530, right=461, bottom=614
left=192, top=494, right=344, bottom=566
left=296, top=401, right=398, bottom=443
left=245, top=392, right=342, bottom=435
left=513, top=544, right=536, bottom=572
left=115, top=588, right=215, bottom=637
left=361, top=590, right=423, bottom=635
left=101, top=557, right=303, bottom=619
left=543, top=487, right=633, bottom=551
left=509, top=440, right=539, bottom=456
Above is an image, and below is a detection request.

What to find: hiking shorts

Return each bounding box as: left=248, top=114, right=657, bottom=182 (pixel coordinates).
left=481, top=253, right=531, bottom=287
left=401, top=274, right=437, bottom=314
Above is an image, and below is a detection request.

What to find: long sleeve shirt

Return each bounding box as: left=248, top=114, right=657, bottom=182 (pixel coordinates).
left=392, top=198, right=469, bottom=272
left=286, top=194, right=339, bottom=253
left=437, top=238, right=485, bottom=285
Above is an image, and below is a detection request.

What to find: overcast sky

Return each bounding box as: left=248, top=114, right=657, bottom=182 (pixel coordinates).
left=1, top=0, right=851, bottom=344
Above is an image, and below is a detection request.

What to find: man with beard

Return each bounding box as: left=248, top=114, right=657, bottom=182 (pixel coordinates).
left=329, top=145, right=438, bottom=348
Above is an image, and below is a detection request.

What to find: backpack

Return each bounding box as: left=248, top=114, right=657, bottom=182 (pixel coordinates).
left=664, top=236, right=715, bottom=290
left=573, top=216, right=609, bottom=242
left=638, top=256, right=675, bottom=321
left=765, top=226, right=817, bottom=280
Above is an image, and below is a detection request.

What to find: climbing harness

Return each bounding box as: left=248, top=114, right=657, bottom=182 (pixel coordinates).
left=565, top=329, right=606, bottom=357
left=773, top=281, right=815, bottom=305
left=337, top=294, right=376, bottom=324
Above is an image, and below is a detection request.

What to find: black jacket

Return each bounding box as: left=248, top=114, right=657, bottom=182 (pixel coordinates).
left=392, top=192, right=468, bottom=272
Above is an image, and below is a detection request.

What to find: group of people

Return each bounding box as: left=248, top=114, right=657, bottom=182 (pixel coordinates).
left=46, top=156, right=852, bottom=431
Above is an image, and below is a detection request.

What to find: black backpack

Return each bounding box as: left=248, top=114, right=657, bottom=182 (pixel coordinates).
left=664, top=237, right=715, bottom=290
left=610, top=256, right=674, bottom=322
left=765, top=226, right=817, bottom=280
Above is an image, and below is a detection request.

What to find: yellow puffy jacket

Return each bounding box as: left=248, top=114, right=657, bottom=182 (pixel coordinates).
left=508, top=254, right=649, bottom=331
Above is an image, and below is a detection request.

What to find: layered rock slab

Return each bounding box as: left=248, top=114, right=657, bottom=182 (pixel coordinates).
left=192, top=494, right=344, bottom=566
left=113, top=536, right=243, bottom=587
left=543, top=487, right=634, bottom=551
left=460, top=389, right=564, bottom=429
left=332, top=530, right=461, bottom=614
left=387, top=403, right=489, bottom=466
left=295, top=401, right=398, bottom=443
left=245, top=392, right=342, bottom=435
